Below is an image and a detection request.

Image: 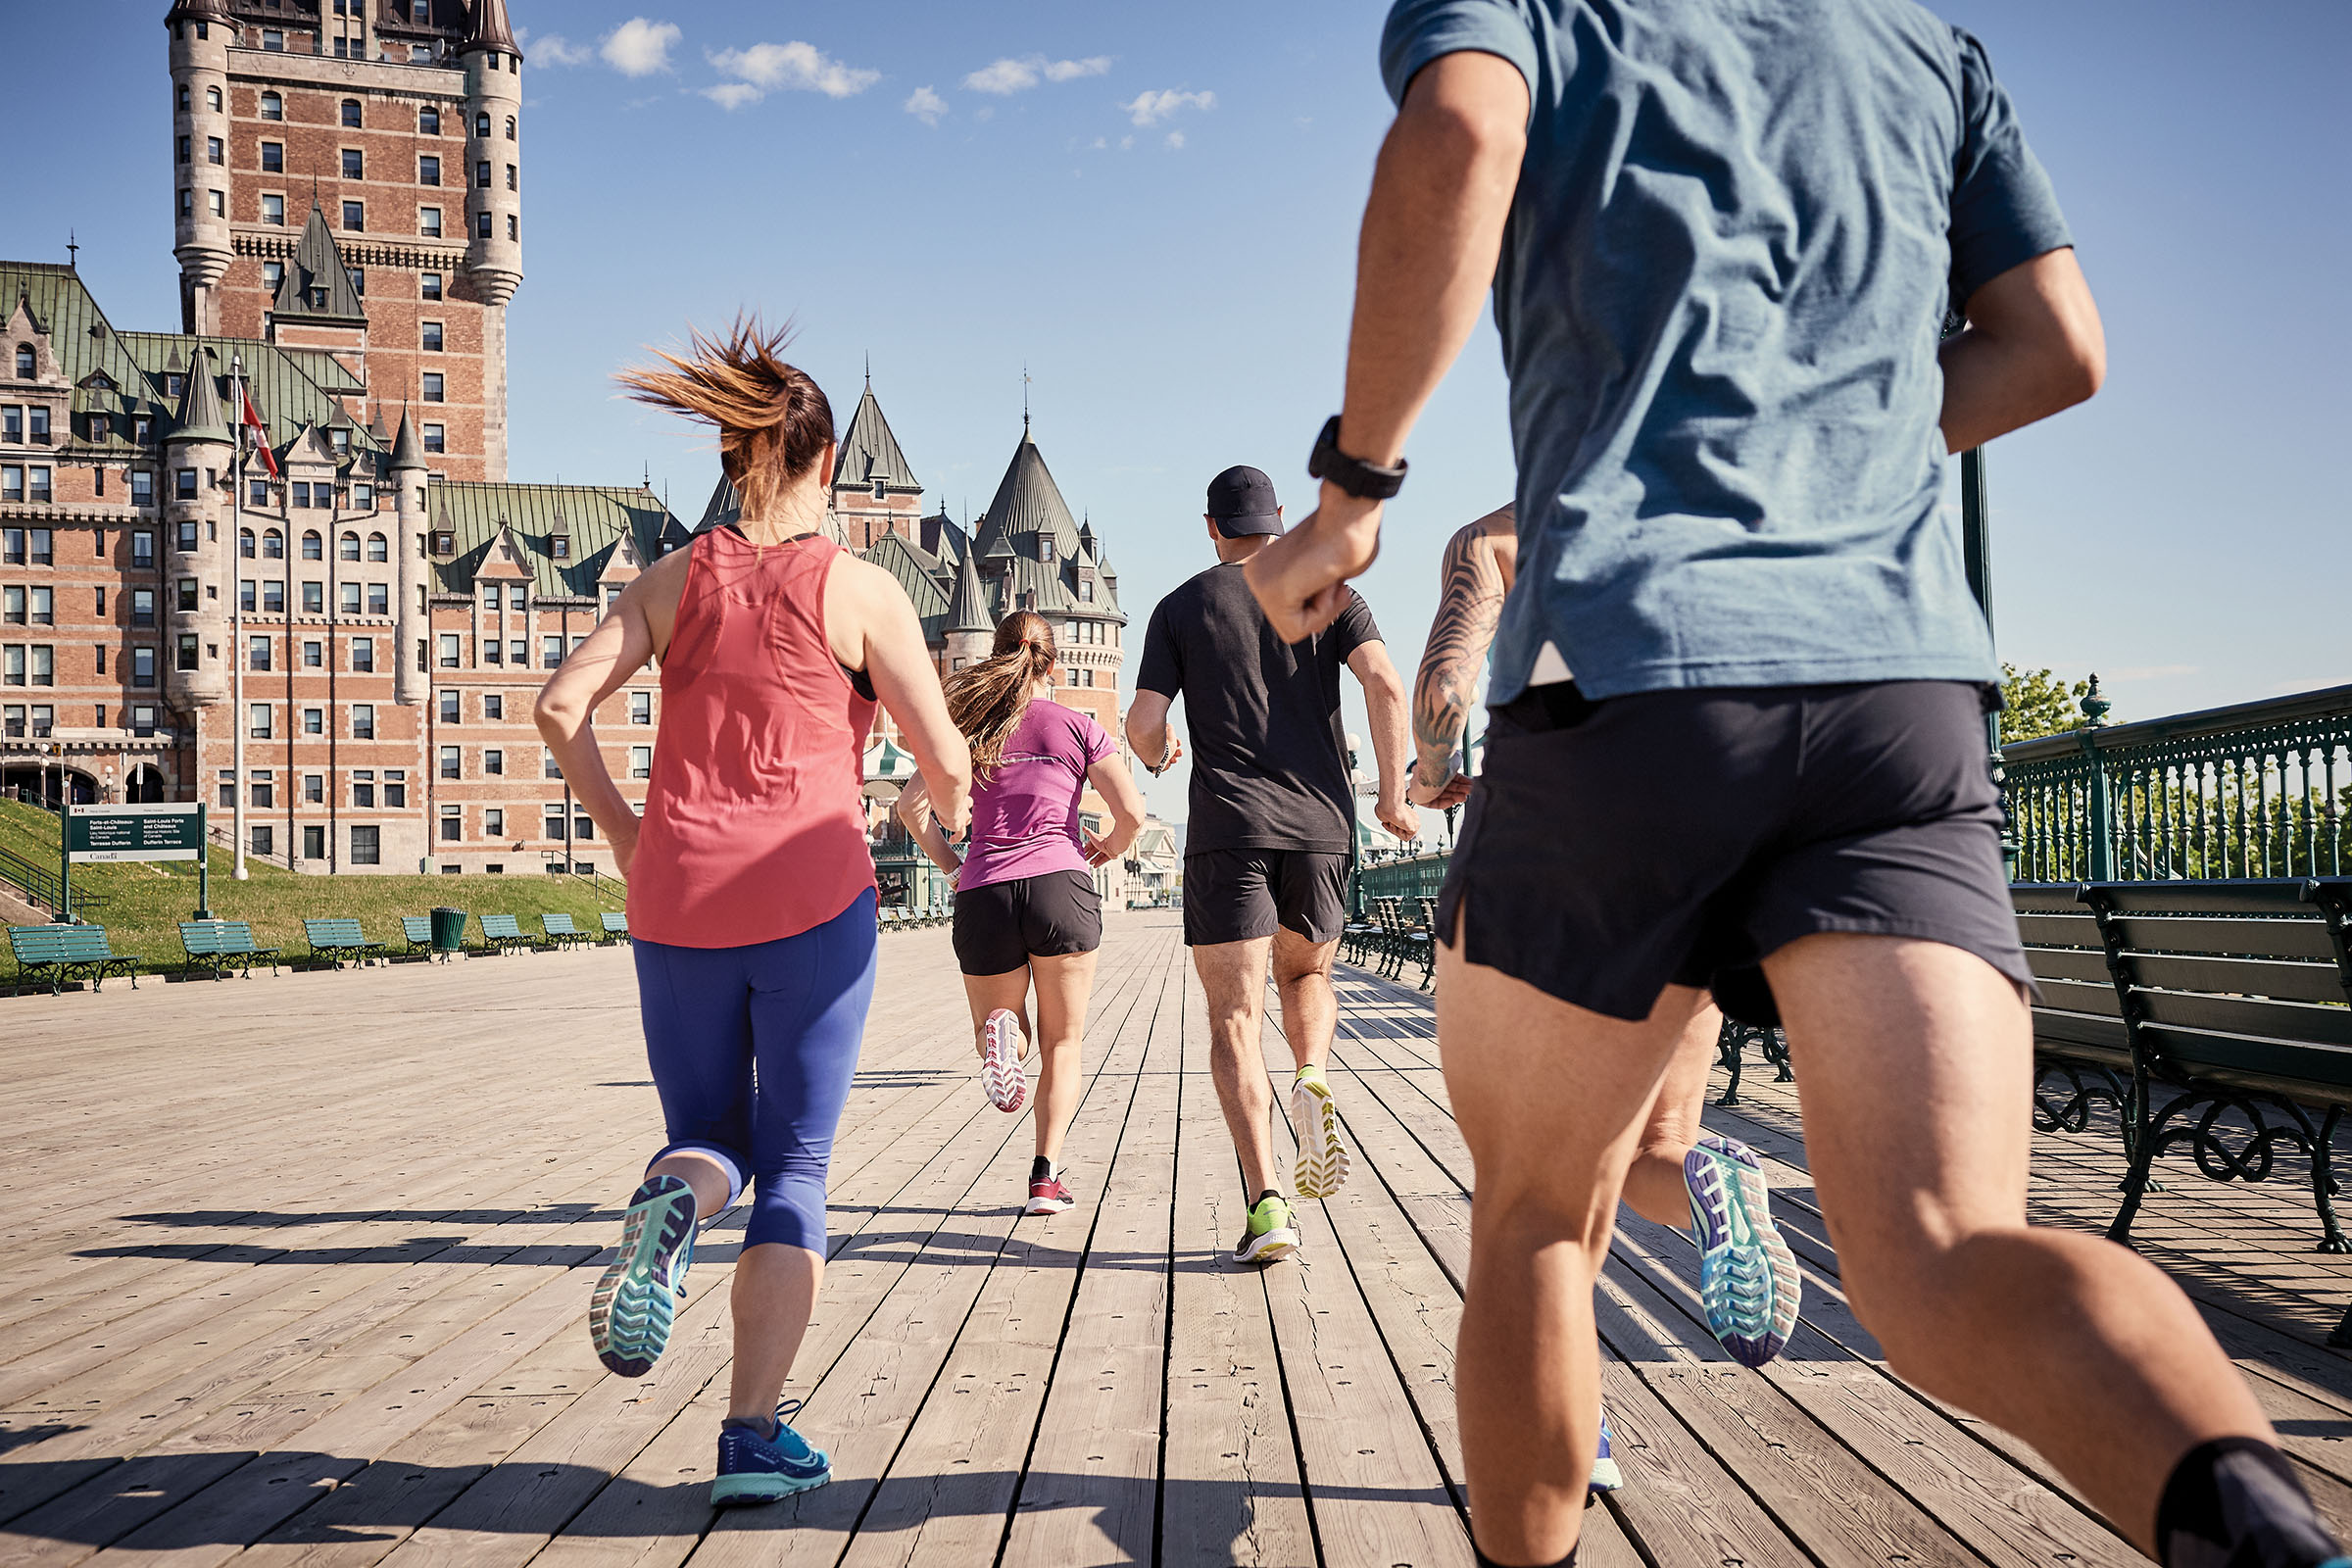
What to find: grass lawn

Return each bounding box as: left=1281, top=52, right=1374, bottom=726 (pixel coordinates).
left=1, top=797, right=627, bottom=980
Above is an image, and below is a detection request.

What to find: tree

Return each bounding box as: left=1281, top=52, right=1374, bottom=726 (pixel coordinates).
left=2000, top=663, right=2098, bottom=745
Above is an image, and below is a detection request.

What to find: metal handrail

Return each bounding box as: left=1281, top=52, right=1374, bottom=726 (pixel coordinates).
left=2007, top=683, right=2352, bottom=882
left=0, top=844, right=62, bottom=913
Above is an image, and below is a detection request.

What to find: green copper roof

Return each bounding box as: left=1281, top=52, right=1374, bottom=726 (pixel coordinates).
left=944, top=537, right=995, bottom=634
left=271, top=205, right=368, bottom=325
left=172, top=342, right=232, bottom=445
left=426, top=482, right=680, bottom=601
left=389, top=408, right=426, bottom=470
left=834, top=383, right=921, bottom=494
left=863, top=531, right=952, bottom=645
left=117, top=331, right=378, bottom=460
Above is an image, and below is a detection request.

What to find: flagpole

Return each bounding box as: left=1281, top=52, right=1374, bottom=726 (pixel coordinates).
left=230, top=350, right=248, bottom=883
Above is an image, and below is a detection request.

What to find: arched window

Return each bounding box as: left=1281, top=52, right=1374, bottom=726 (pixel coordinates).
left=13, top=344, right=32, bottom=378
left=367, top=532, right=388, bottom=563
left=238, top=527, right=256, bottom=559
left=505, top=116, right=516, bottom=140
left=419, top=105, right=440, bottom=134
left=301, top=529, right=322, bottom=561
left=339, top=531, right=361, bottom=562
left=340, top=99, right=363, bottom=128
left=261, top=91, right=282, bottom=122
left=207, top=85, right=221, bottom=113
left=474, top=112, right=490, bottom=137
left=263, top=528, right=284, bottom=560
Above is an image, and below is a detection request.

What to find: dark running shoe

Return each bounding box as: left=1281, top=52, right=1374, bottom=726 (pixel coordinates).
left=711, top=1399, right=831, bottom=1506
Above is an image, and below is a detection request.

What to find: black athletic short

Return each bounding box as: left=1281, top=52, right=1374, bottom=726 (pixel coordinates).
left=953, top=869, right=1102, bottom=976
left=1183, top=848, right=1351, bottom=948
left=1438, top=679, right=2031, bottom=1027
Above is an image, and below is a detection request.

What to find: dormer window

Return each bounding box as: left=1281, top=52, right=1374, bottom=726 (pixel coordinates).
left=14, top=345, right=33, bottom=379
left=1039, top=535, right=1056, bottom=564
left=431, top=530, right=454, bottom=556
left=870, top=478, right=886, bottom=502
left=1079, top=578, right=1095, bottom=604
left=551, top=534, right=571, bottom=560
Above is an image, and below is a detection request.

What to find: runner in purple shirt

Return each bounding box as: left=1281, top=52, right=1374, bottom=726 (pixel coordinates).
left=900, top=611, right=1148, bottom=1215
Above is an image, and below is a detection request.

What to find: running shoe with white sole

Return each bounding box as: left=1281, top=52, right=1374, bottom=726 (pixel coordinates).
left=1025, top=1171, right=1076, bottom=1215
left=1232, top=1193, right=1299, bottom=1265
left=1591, top=1404, right=1624, bottom=1494
left=980, top=1008, right=1027, bottom=1114
left=711, top=1399, right=831, bottom=1506
left=589, top=1173, right=697, bottom=1379
left=1289, top=1068, right=1352, bottom=1200
left=1684, top=1134, right=1800, bottom=1367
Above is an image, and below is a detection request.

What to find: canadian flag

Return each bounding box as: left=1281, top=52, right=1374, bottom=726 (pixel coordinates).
left=239, top=383, right=280, bottom=479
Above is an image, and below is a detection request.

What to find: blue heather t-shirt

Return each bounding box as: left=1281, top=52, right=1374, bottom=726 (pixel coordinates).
left=1381, top=0, right=2074, bottom=702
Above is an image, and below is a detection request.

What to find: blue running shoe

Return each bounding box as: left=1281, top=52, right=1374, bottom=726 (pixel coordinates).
left=589, top=1173, right=697, bottom=1378
left=1685, top=1135, right=1799, bottom=1368
left=1590, top=1405, right=1623, bottom=1494
left=711, top=1400, right=832, bottom=1506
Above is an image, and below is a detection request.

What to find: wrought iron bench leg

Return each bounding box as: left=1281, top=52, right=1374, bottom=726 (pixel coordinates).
left=1714, top=1018, right=1744, bottom=1107
left=2305, top=1104, right=2348, bottom=1254
left=2105, top=1065, right=2166, bottom=1247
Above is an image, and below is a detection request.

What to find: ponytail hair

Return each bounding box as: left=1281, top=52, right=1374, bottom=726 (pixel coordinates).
left=943, top=611, right=1057, bottom=776
left=614, top=314, right=834, bottom=522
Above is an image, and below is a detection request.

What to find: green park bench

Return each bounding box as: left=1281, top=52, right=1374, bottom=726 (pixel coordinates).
left=178, top=919, right=281, bottom=980
left=302, top=917, right=386, bottom=968
left=399, top=913, right=467, bottom=962
left=7, top=923, right=144, bottom=994
left=600, top=912, right=631, bottom=944
left=539, top=912, right=592, bottom=950
left=2018, top=877, right=2352, bottom=1342
left=479, top=912, right=548, bottom=954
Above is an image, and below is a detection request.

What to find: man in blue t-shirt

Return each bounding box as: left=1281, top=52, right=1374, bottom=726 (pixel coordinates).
left=1245, top=5, right=2336, bottom=1568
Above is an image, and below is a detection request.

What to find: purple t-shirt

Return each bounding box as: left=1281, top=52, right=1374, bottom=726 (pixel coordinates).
left=958, top=700, right=1116, bottom=892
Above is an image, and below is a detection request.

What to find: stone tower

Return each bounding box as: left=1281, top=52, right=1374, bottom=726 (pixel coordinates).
left=163, top=343, right=232, bottom=709
left=164, top=0, right=524, bottom=481
left=942, top=543, right=996, bottom=672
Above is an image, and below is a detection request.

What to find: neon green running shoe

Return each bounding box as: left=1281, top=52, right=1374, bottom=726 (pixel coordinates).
left=1232, top=1193, right=1298, bottom=1265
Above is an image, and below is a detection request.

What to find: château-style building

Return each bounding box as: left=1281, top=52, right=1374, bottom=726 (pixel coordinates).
left=1, top=0, right=1142, bottom=898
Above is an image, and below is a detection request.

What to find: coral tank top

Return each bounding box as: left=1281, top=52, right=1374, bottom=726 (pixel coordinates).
left=626, top=528, right=877, bottom=948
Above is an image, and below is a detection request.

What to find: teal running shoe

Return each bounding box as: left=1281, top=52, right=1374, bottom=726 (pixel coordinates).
left=1684, top=1135, right=1799, bottom=1367
left=711, top=1399, right=831, bottom=1506
left=589, top=1173, right=697, bottom=1378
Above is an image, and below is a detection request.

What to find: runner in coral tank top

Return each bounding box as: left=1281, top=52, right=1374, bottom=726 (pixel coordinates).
left=534, top=318, right=970, bottom=1508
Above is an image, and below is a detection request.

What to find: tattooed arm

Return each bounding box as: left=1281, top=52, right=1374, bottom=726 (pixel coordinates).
left=1408, top=504, right=1517, bottom=808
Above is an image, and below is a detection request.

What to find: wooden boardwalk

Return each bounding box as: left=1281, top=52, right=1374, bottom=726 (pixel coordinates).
left=6, top=909, right=2352, bottom=1567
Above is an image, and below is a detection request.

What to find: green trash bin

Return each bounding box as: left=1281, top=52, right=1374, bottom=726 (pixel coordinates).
left=430, top=906, right=467, bottom=956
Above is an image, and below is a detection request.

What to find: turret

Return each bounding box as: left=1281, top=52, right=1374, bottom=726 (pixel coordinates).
left=942, top=542, right=997, bottom=671
left=167, top=0, right=237, bottom=332
left=389, top=410, right=429, bottom=707
left=458, top=4, right=524, bottom=310
left=165, top=343, right=232, bottom=708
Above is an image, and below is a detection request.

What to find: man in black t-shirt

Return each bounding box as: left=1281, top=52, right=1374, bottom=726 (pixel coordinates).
left=1128, top=466, right=1417, bottom=1266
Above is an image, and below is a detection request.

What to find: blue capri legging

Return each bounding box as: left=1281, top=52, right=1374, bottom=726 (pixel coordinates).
left=632, top=889, right=878, bottom=1253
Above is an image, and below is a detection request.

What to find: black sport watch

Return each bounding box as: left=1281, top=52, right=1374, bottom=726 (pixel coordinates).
left=1307, top=416, right=1408, bottom=501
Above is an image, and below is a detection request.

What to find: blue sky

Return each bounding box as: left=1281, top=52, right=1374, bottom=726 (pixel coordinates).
left=6, top=1, right=2347, bottom=827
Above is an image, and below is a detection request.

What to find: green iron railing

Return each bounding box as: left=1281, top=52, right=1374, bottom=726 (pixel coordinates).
left=1356, top=852, right=1451, bottom=909
left=2005, top=681, right=2352, bottom=883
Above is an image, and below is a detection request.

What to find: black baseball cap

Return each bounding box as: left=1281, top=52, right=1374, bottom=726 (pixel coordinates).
left=1205, top=466, right=1284, bottom=537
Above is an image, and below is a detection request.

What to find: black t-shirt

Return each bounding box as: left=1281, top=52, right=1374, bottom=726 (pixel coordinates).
left=1135, top=562, right=1382, bottom=856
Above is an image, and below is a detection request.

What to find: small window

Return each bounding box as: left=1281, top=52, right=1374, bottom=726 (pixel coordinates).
left=249, top=702, right=271, bottom=738
left=347, top=269, right=365, bottom=299
left=263, top=528, right=284, bottom=560
left=350, top=825, right=380, bottom=865
left=484, top=748, right=504, bottom=775
left=420, top=272, right=443, bottom=300
left=630, top=691, right=653, bottom=725
left=239, top=526, right=257, bottom=559
left=420, top=106, right=441, bottom=135
left=354, top=482, right=373, bottom=509
left=342, top=148, right=363, bottom=180
left=508, top=214, right=518, bottom=241
left=262, top=28, right=284, bottom=51
left=176, top=577, right=199, bottom=612
left=421, top=321, right=444, bottom=352
left=339, top=581, right=362, bottom=614
left=132, top=472, right=156, bottom=509
left=261, top=91, right=283, bottom=121
left=177, top=84, right=190, bottom=113
left=251, top=824, right=273, bottom=858
left=177, top=134, right=191, bottom=165
left=341, top=99, right=363, bottom=128
left=509, top=584, right=527, bottom=610
left=177, top=467, right=198, bottom=501
left=440, top=805, right=464, bottom=841
left=422, top=373, right=444, bottom=403
left=179, top=188, right=193, bottom=217
left=541, top=635, right=563, bottom=669
left=506, top=116, right=516, bottom=140
left=367, top=532, right=388, bottom=563
left=430, top=530, right=455, bottom=555
left=174, top=636, right=197, bottom=672
left=262, top=141, right=284, bottom=174
left=419, top=155, right=440, bottom=187
left=301, top=529, right=321, bottom=560
left=439, top=747, right=461, bottom=781
left=419, top=207, right=443, bottom=238
left=302, top=637, right=322, bottom=665
left=207, top=136, right=224, bottom=166
left=350, top=637, right=373, bottom=671
left=303, top=824, right=324, bottom=859
left=301, top=581, right=322, bottom=612
left=339, top=531, right=361, bottom=562
left=352, top=704, right=375, bottom=740
left=341, top=201, right=365, bottom=232
left=438, top=633, right=460, bottom=668
left=477, top=211, right=493, bottom=240
left=209, top=189, right=225, bottom=218
left=485, top=808, right=505, bottom=839
left=505, top=164, right=516, bottom=191
left=422, top=423, right=444, bottom=454
left=368, top=583, right=389, bottom=615
left=630, top=746, right=653, bottom=780
left=550, top=534, right=569, bottom=560
left=484, top=693, right=504, bottom=720
left=475, top=113, right=491, bottom=137
left=207, top=85, right=221, bottom=112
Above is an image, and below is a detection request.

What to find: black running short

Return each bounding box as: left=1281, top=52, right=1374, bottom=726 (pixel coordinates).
left=1438, top=679, right=2031, bottom=1027
left=953, top=868, right=1102, bottom=976
left=1183, top=848, right=1351, bottom=948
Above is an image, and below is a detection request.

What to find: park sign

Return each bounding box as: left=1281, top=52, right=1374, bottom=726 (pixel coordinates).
left=66, top=803, right=204, bottom=863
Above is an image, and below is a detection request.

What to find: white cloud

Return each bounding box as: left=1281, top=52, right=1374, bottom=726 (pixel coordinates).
left=964, top=54, right=1113, bottom=94
left=1045, top=56, right=1113, bottom=82
left=525, top=31, right=594, bottom=67
left=602, top=19, right=679, bottom=77
left=701, top=81, right=762, bottom=111
left=1123, top=88, right=1214, bottom=126
left=1165, top=130, right=1186, bottom=149
left=905, top=85, right=948, bottom=126
left=710, top=41, right=880, bottom=101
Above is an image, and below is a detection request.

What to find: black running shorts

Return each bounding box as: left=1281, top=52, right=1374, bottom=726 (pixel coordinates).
left=1183, top=848, right=1351, bottom=948
left=953, top=868, right=1102, bottom=976
left=1438, top=680, right=2031, bottom=1027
